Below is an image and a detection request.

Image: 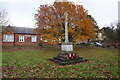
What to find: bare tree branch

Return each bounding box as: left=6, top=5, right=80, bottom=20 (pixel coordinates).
left=0, top=8, right=9, bottom=26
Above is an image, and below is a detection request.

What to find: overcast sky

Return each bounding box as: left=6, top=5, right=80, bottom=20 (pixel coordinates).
left=0, top=0, right=119, bottom=28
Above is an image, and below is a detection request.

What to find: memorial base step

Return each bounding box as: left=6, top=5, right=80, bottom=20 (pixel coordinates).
left=49, top=51, right=88, bottom=66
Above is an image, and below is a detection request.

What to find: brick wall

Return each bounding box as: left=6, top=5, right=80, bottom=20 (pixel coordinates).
left=2, top=33, right=39, bottom=46
left=14, top=34, right=39, bottom=46
left=2, top=42, right=14, bottom=46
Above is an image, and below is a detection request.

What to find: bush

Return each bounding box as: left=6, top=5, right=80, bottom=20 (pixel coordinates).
left=84, top=43, right=90, bottom=46
left=38, top=41, right=43, bottom=46
left=106, top=45, right=111, bottom=47
left=102, top=45, right=111, bottom=48
left=79, top=43, right=90, bottom=46
left=102, top=46, right=106, bottom=48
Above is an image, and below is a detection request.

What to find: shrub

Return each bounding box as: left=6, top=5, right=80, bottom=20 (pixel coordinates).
left=38, top=41, right=43, bottom=46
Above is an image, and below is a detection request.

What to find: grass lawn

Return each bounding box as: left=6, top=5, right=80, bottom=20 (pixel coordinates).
left=2, top=45, right=119, bottom=78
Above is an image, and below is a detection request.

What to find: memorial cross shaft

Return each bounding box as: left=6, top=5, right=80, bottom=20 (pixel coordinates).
left=64, top=12, right=69, bottom=43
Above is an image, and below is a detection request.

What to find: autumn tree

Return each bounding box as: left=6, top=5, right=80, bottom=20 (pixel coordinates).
left=34, top=0, right=97, bottom=44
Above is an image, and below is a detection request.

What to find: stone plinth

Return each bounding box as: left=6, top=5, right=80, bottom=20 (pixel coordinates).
left=61, top=44, right=73, bottom=51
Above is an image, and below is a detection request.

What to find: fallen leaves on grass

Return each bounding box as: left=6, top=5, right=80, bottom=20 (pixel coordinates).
left=2, top=62, right=118, bottom=78
left=2, top=47, right=119, bottom=78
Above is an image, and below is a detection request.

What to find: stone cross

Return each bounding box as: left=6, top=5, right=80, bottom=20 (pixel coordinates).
left=64, top=12, right=69, bottom=43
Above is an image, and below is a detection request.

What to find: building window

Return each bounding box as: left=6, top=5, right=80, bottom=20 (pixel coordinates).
left=31, top=36, right=37, bottom=42
left=3, top=35, right=14, bottom=42
left=19, top=35, right=24, bottom=42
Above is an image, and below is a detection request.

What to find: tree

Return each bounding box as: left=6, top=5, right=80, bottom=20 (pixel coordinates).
left=116, top=23, right=120, bottom=43
left=0, top=8, right=9, bottom=26
left=102, top=23, right=120, bottom=45
left=34, top=0, right=97, bottom=44
left=102, top=27, right=114, bottom=43
left=2, top=25, right=14, bottom=33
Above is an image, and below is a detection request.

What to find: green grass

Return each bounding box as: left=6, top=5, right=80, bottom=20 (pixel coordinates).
left=2, top=46, right=119, bottom=78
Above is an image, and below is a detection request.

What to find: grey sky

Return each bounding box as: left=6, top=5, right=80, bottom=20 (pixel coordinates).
left=0, top=0, right=119, bottom=28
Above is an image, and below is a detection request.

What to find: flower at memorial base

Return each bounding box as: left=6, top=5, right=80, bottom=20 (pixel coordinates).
left=68, top=53, right=72, bottom=58
left=72, top=53, right=76, bottom=58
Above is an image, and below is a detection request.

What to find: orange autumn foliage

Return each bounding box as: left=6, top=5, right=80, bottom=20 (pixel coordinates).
left=34, top=0, right=96, bottom=44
